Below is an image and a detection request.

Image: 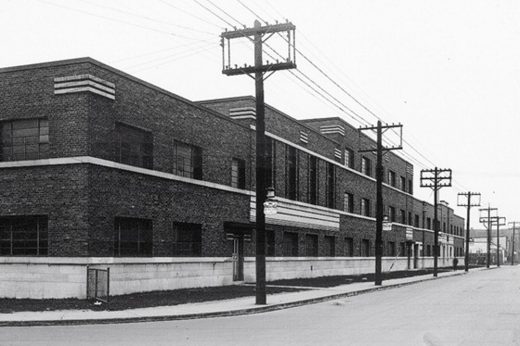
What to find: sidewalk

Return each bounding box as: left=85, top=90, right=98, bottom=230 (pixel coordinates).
left=0, top=269, right=482, bottom=327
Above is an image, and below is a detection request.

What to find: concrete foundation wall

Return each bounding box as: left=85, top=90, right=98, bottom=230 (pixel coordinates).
left=0, top=256, right=465, bottom=299
left=0, top=257, right=233, bottom=299
left=244, top=257, right=465, bottom=281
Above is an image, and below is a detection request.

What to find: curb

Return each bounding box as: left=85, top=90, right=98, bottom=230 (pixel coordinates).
left=0, top=271, right=467, bottom=327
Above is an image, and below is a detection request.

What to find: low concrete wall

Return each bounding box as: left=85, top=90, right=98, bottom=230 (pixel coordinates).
left=243, top=256, right=465, bottom=282
left=0, top=257, right=233, bottom=299
left=0, top=256, right=465, bottom=299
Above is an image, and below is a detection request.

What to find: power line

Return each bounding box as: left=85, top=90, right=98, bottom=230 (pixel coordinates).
left=110, top=41, right=210, bottom=64
left=241, top=0, right=471, bottom=193
left=205, top=0, right=245, bottom=28
left=201, top=0, right=470, bottom=198
left=77, top=0, right=215, bottom=36
left=157, top=0, right=222, bottom=29
left=192, top=0, right=237, bottom=29
left=37, top=0, right=211, bottom=42
left=131, top=44, right=219, bottom=72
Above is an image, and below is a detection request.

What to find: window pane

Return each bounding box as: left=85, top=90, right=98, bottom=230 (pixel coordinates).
left=0, top=216, right=48, bottom=256
left=114, top=217, right=153, bottom=256
left=114, top=123, right=153, bottom=169
left=0, top=119, right=49, bottom=162
left=173, top=141, right=202, bottom=180
left=173, top=222, right=202, bottom=256
left=12, top=119, right=38, bottom=130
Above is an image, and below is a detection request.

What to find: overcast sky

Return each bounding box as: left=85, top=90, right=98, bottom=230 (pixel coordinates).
left=2, top=0, right=519, bottom=229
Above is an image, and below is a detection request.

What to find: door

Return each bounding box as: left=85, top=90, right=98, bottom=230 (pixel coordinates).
left=232, top=236, right=244, bottom=281
left=413, top=244, right=419, bottom=269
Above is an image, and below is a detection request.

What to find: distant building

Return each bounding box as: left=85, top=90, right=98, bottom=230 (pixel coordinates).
left=469, top=226, right=518, bottom=264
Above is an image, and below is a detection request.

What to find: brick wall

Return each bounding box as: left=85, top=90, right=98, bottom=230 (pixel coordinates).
left=0, top=58, right=466, bottom=259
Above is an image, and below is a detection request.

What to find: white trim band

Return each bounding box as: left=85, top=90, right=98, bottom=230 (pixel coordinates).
left=54, top=74, right=116, bottom=100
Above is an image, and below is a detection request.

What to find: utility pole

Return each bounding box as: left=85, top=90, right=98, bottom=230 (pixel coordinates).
left=509, top=222, right=519, bottom=265
left=358, top=121, right=403, bottom=286
left=221, top=20, right=296, bottom=305
left=479, top=205, right=498, bottom=268
left=457, top=192, right=481, bottom=272
left=493, top=216, right=506, bottom=267
left=420, top=168, right=452, bottom=277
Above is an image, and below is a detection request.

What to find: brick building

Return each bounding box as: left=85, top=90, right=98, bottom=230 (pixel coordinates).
left=0, top=58, right=465, bottom=297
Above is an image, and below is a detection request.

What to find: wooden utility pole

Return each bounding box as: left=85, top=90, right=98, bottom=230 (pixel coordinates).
left=420, top=168, right=452, bottom=277
left=479, top=206, right=498, bottom=268
left=457, top=192, right=481, bottom=272
left=491, top=216, right=506, bottom=267
left=221, top=20, right=296, bottom=305
left=358, top=121, right=403, bottom=286
left=509, top=222, right=519, bottom=265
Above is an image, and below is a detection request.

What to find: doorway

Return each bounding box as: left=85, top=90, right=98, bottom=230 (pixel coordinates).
left=231, top=235, right=244, bottom=281
left=413, top=244, right=419, bottom=269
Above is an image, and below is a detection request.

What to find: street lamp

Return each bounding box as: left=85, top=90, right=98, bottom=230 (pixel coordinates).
left=264, top=187, right=277, bottom=215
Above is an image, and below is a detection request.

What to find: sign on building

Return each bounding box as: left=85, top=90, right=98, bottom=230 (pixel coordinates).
left=406, top=228, right=414, bottom=241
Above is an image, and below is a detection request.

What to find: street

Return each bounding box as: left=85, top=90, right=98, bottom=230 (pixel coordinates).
left=2, top=266, right=520, bottom=346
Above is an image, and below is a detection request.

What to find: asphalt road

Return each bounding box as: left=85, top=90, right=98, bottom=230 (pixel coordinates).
left=2, top=266, right=520, bottom=346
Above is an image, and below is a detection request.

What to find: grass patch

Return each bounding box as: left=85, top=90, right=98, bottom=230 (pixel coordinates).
left=0, top=285, right=302, bottom=313
left=267, top=265, right=483, bottom=288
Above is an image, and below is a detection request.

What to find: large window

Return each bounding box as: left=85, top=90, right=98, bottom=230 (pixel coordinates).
left=400, top=176, right=407, bottom=192
left=0, top=118, right=49, bottom=161
left=361, top=239, right=370, bottom=257
left=324, top=236, right=335, bottom=256
left=345, top=237, right=354, bottom=257
left=305, top=234, right=318, bottom=256
left=114, top=217, right=153, bottom=256
left=387, top=241, right=396, bottom=256
left=283, top=232, right=299, bottom=256
left=285, top=145, right=298, bottom=200
left=344, top=148, right=354, bottom=168
left=266, top=230, right=275, bottom=257
left=0, top=216, right=48, bottom=255
left=265, top=137, right=276, bottom=189
left=388, top=206, right=396, bottom=222
left=115, top=122, right=153, bottom=169
left=361, top=198, right=371, bottom=217
left=361, top=156, right=372, bottom=176
left=173, top=140, right=202, bottom=179
left=172, top=222, right=202, bottom=256
left=231, top=158, right=245, bottom=189
left=388, top=170, right=396, bottom=187
left=400, top=242, right=406, bottom=257
left=326, top=162, right=335, bottom=208
left=343, top=192, right=354, bottom=213
left=309, top=155, right=318, bottom=205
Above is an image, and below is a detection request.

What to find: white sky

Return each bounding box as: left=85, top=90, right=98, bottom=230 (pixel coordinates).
left=1, top=0, right=519, bottom=228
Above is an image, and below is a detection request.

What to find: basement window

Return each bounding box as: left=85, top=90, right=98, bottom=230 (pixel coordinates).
left=172, top=222, right=202, bottom=256
left=0, top=216, right=48, bottom=255
left=114, top=217, right=153, bottom=256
